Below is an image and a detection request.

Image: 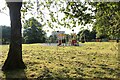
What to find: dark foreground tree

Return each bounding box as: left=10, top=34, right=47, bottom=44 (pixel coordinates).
left=2, top=1, right=26, bottom=71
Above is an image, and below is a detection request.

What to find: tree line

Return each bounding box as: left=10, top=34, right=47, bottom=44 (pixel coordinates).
left=1, top=16, right=119, bottom=44
left=0, top=17, right=47, bottom=44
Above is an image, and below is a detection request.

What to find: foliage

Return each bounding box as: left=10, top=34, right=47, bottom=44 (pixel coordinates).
left=91, top=2, right=120, bottom=39
left=77, top=29, right=96, bottom=41
left=23, top=17, right=46, bottom=43
left=0, top=25, right=11, bottom=44
left=20, top=1, right=96, bottom=29
left=0, top=42, right=119, bottom=78
left=48, top=35, right=57, bottom=43
left=21, top=0, right=64, bottom=29
left=63, top=2, right=94, bottom=27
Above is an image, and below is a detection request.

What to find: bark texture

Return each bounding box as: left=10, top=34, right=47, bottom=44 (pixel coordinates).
left=2, top=2, right=26, bottom=71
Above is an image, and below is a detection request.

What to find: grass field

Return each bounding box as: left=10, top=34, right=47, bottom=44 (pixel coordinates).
left=0, top=42, right=119, bottom=79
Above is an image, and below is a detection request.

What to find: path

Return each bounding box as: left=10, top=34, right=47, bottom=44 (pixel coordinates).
left=40, top=43, right=84, bottom=46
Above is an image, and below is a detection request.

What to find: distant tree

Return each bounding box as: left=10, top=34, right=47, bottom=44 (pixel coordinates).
left=1, top=25, right=11, bottom=44
left=23, top=17, right=46, bottom=43
left=48, top=35, right=57, bottom=43
left=90, top=30, right=96, bottom=40
left=95, top=31, right=109, bottom=39
left=77, top=29, right=96, bottom=42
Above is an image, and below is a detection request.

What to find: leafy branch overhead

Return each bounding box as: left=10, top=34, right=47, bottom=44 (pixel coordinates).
left=21, top=1, right=95, bottom=29
left=64, top=2, right=94, bottom=26
left=91, top=2, right=120, bottom=39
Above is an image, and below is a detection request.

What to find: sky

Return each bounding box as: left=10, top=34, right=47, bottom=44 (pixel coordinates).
left=0, top=0, right=10, bottom=26
left=0, top=0, right=92, bottom=37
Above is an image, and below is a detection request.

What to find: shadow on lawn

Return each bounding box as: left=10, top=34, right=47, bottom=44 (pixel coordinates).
left=99, top=64, right=120, bottom=78
left=3, top=69, right=27, bottom=80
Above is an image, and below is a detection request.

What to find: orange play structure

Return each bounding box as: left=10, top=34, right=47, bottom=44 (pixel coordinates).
left=57, top=33, right=79, bottom=46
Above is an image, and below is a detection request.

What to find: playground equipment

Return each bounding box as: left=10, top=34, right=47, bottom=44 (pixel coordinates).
left=57, top=33, right=66, bottom=46
left=70, top=33, right=79, bottom=46
left=57, top=32, right=79, bottom=46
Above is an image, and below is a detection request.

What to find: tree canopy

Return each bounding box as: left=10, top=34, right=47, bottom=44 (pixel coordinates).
left=20, top=1, right=95, bottom=29
left=23, top=17, right=46, bottom=43
left=91, top=2, right=120, bottom=39
left=77, top=29, right=96, bottom=42
left=63, top=2, right=94, bottom=27
left=0, top=25, right=11, bottom=44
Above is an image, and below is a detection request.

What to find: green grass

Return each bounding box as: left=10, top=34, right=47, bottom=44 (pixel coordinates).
left=0, top=42, right=119, bottom=79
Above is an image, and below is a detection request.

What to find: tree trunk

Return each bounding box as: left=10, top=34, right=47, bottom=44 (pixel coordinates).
left=2, top=2, right=26, bottom=71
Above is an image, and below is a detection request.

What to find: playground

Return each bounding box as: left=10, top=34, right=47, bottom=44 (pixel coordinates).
left=52, top=32, right=80, bottom=46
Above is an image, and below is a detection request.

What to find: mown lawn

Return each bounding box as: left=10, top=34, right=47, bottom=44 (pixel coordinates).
left=0, top=42, right=119, bottom=79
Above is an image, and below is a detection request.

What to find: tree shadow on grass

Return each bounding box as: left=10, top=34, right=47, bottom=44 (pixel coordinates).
left=3, top=69, right=27, bottom=80
left=99, top=64, right=119, bottom=79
